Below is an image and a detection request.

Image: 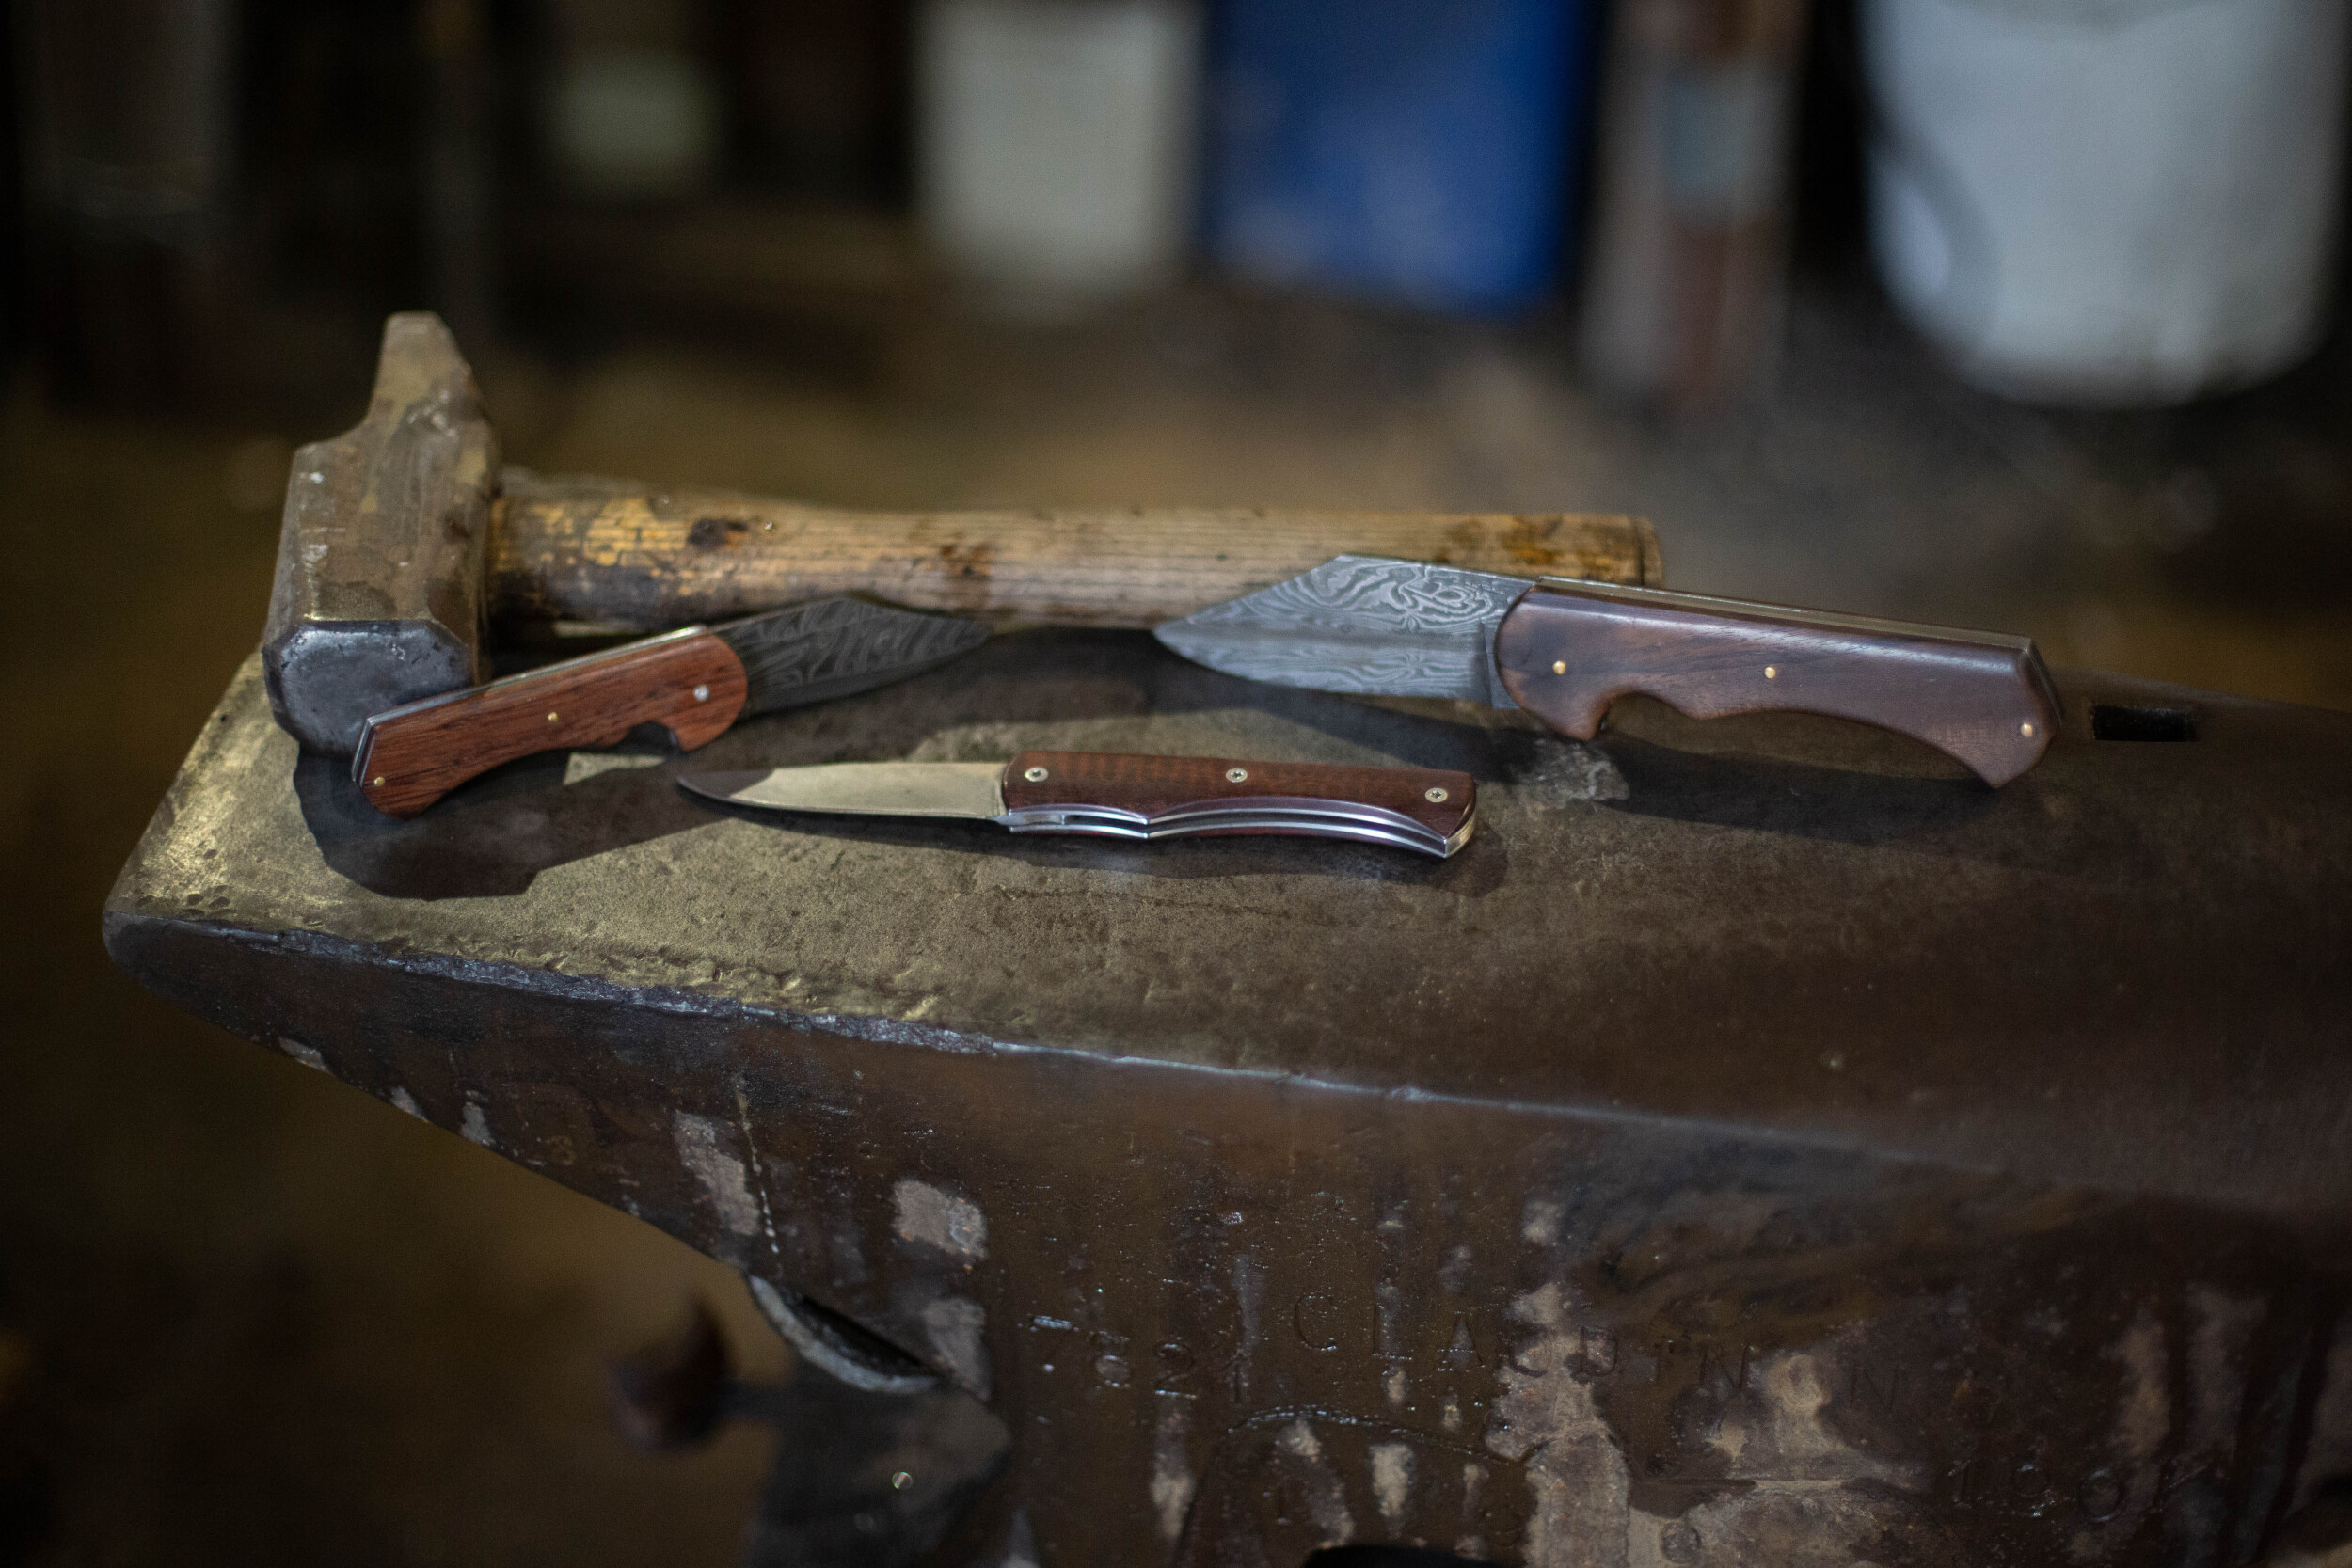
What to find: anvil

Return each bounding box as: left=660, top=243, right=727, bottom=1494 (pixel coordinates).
left=106, top=629, right=2352, bottom=1567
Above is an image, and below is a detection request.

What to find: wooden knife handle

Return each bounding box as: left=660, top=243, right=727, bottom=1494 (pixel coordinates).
left=998, top=752, right=1477, bottom=858
left=353, top=627, right=749, bottom=817
left=1493, top=581, right=2059, bottom=785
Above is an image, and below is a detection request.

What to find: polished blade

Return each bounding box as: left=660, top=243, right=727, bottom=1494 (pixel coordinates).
left=1152, top=555, right=1531, bottom=707
left=682, top=762, right=1008, bottom=819
left=716, top=599, right=991, bottom=716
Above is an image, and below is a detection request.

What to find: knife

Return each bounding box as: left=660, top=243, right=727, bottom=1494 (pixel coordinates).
left=355, top=598, right=991, bottom=817
left=1153, top=556, right=2061, bottom=785
left=681, top=751, right=1478, bottom=859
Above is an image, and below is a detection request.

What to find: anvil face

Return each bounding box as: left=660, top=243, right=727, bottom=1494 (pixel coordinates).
left=109, top=631, right=2352, bottom=1567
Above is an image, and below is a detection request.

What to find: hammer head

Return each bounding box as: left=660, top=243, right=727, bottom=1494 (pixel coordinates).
left=262, top=313, right=500, bottom=755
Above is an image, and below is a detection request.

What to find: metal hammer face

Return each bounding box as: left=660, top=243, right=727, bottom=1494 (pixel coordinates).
left=262, top=313, right=499, bottom=755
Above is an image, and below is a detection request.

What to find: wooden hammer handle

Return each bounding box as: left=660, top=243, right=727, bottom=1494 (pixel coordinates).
left=486, top=471, right=1663, bottom=631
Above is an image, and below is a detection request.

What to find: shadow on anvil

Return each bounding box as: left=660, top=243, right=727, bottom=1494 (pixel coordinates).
left=292, top=627, right=1998, bottom=902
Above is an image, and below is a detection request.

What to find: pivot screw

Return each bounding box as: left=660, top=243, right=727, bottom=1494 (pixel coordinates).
left=692, top=684, right=710, bottom=702
left=1764, top=666, right=1778, bottom=680
left=1024, top=766, right=1049, bottom=782
left=1425, top=786, right=1449, bottom=803
left=2021, top=721, right=2036, bottom=737
left=1552, top=660, right=1566, bottom=675
left=1226, top=768, right=1248, bottom=783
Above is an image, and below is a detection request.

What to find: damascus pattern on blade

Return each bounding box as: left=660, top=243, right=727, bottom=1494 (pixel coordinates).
left=1153, top=554, right=1530, bottom=705
left=724, top=599, right=991, bottom=714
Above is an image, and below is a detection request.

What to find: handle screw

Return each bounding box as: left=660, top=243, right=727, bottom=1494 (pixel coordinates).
left=1226, top=768, right=1248, bottom=783
left=547, top=710, right=560, bottom=721
left=372, top=776, right=385, bottom=786
left=692, top=685, right=710, bottom=702
left=1024, top=766, right=1049, bottom=782
left=1552, top=660, right=1566, bottom=675
left=2021, top=721, right=2036, bottom=737
left=1764, top=666, right=1778, bottom=680
left=1425, top=786, right=1449, bottom=803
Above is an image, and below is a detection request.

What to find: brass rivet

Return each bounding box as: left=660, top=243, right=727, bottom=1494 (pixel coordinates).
left=2021, top=721, right=2036, bottom=737
left=1764, top=666, right=1778, bottom=679
left=371, top=775, right=385, bottom=786
left=1024, top=765, right=1049, bottom=782
left=1551, top=660, right=1566, bottom=675
left=1226, top=767, right=1248, bottom=783
left=547, top=711, right=560, bottom=721
left=1424, top=786, right=1449, bottom=804
left=692, top=684, right=710, bottom=702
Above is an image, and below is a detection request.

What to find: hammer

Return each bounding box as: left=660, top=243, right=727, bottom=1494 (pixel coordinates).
left=262, top=313, right=1664, bottom=755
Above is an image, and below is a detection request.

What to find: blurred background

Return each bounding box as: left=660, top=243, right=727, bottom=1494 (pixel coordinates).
left=2, top=0, right=2349, bottom=1560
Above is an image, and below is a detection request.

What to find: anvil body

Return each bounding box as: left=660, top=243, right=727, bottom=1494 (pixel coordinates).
left=107, top=629, right=2352, bottom=1567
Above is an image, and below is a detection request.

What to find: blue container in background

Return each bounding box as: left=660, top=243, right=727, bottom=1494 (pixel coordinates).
left=1203, top=0, right=1596, bottom=314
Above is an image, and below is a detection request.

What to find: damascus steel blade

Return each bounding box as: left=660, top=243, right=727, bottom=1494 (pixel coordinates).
left=718, top=598, right=991, bottom=716
left=683, top=762, right=1009, bottom=819
left=1152, top=555, right=1533, bottom=706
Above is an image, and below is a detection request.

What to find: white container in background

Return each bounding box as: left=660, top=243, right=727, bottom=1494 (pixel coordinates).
left=547, top=52, right=722, bottom=199
left=1864, top=0, right=2349, bottom=405
left=918, top=0, right=1200, bottom=308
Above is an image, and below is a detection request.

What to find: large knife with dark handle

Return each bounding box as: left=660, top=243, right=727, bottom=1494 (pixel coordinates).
left=1154, top=556, right=2061, bottom=785
left=355, top=598, right=990, bottom=817
left=683, top=752, right=1478, bottom=858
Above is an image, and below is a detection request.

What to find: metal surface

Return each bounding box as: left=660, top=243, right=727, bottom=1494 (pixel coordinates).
left=1153, top=555, right=1532, bottom=708
left=690, top=763, right=1010, bottom=820
left=993, top=799, right=1469, bottom=857
left=107, top=628, right=2352, bottom=1567
left=721, top=600, right=993, bottom=716
left=261, top=313, right=498, bottom=754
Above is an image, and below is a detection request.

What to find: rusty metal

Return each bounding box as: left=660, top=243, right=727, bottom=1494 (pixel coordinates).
left=107, top=629, right=2352, bottom=1566
left=261, top=312, right=498, bottom=754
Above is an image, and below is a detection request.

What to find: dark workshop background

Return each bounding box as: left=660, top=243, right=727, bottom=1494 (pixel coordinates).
left=3, top=1, right=2349, bottom=1562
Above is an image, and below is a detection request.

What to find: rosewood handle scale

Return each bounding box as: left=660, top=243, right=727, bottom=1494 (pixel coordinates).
left=355, top=628, right=749, bottom=817
left=1493, top=582, right=2059, bottom=785
left=1000, top=751, right=1476, bottom=857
